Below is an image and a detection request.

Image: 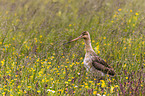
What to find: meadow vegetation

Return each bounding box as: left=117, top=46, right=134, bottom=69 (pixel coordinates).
left=0, top=0, right=145, bottom=95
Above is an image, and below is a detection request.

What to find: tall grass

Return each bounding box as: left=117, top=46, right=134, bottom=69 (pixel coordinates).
left=0, top=0, right=144, bottom=95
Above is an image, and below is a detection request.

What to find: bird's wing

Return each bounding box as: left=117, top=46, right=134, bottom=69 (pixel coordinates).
left=91, top=56, right=115, bottom=76
left=91, top=56, right=111, bottom=68
left=92, top=61, right=115, bottom=76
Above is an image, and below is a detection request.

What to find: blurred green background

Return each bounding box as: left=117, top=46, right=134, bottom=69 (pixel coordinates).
left=0, top=0, right=144, bottom=95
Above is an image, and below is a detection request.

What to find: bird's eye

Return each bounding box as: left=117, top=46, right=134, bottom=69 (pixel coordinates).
left=83, top=33, right=88, bottom=35
left=82, top=32, right=88, bottom=35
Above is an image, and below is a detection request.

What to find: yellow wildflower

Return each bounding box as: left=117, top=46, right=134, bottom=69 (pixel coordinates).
left=118, top=9, right=122, bottom=11
left=48, top=62, right=51, bottom=64
left=37, top=90, right=41, bottom=93
left=93, top=91, right=97, bottom=95
left=92, top=40, right=95, bottom=42
left=135, top=13, right=139, bottom=15
left=130, top=10, right=132, bottom=12
left=110, top=86, right=114, bottom=93
left=85, top=86, right=89, bottom=89
left=126, top=77, right=128, bottom=79
left=27, top=86, right=32, bottom=88
left=40, top=35, right=42, bottom=38
left=69, top=24, right=72, bottom=27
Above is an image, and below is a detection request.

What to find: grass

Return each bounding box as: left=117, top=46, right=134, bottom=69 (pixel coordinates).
left=0, top=0, right=144, bottom=95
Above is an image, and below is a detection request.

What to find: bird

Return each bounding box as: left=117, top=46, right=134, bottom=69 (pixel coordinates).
left=64, top=31, right=115, bottom=78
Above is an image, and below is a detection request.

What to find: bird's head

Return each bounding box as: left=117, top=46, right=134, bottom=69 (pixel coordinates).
left=81, top=31, right=90, bottom=39
left=63, top=31, right=90, bottom=45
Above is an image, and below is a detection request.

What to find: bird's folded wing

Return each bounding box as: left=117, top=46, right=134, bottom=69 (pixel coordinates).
left=92, top=61, right=115, bottom=76
left=91, top=56, right=111, bottom=68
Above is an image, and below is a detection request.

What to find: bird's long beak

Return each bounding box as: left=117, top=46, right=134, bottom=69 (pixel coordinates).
left=63, top=35, right=83, bottom=45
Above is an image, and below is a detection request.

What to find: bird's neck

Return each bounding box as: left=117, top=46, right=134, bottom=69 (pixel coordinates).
left=84, top=39, right=94, bottom=52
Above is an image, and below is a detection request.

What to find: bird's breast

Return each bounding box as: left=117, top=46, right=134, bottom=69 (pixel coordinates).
left=83, top=54, right=92, bottom=71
